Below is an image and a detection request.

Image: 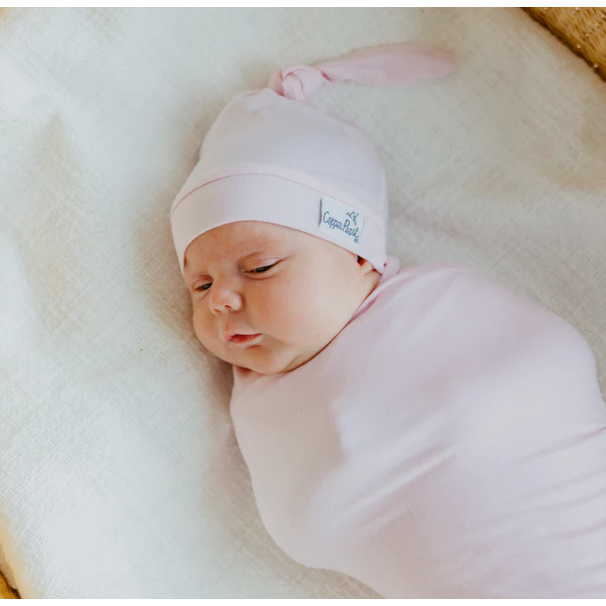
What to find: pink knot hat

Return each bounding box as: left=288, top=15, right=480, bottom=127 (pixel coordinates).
left=170, top=43, right=455, bottom=275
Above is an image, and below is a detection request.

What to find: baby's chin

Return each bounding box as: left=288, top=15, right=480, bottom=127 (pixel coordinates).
left=231, top=348, right=306, bottom=376
left=213, top=339, right=322, bottom=376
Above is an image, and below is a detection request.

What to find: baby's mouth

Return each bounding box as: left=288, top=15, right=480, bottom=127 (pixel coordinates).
left=229, top=333, right=262, bottom=346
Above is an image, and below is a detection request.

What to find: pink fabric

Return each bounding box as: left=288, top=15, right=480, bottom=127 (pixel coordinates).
left=268, top=42, right=455, bottom=101
left=170, top=42, right=455, bottom=275
left=170, top=89, right=389, bottom=275
left=230, top=261, right=606, bottom=598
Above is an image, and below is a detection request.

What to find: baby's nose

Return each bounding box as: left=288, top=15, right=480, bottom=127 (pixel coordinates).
left=209, top=284, right=242, bottom=315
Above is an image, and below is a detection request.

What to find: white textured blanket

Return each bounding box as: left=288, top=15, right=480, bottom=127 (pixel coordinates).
left=1, top=7, right=605, bottom=599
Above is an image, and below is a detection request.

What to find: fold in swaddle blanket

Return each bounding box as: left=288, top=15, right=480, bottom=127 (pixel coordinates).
left=231, top=261, right=606, bottom=598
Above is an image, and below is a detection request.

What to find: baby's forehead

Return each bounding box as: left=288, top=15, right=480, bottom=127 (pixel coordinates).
left=208, top=221, right=301, bottom=252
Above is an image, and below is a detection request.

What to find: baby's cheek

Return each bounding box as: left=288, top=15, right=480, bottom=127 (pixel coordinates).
left=271, top=288, right=315, bottom=329
left=192, top=308, right=214, bottom=346
left=281, top=296, right=335, bottom=345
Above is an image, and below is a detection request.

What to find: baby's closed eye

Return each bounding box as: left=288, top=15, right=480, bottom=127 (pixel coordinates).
left=250, top=263, right=278, bottom=274
left=193, top=263, right=279, bottom=292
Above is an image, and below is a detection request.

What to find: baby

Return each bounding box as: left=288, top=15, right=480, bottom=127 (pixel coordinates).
left=170, top=44, right=606, bottom=598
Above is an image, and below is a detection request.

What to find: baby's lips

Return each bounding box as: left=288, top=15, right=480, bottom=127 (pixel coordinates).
left=223, top=331, right=260, bottom=343
left=229, top=333, right=262, bottom=345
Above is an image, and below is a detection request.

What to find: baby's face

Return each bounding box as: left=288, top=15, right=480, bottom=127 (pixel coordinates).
left=183, top=221, right=380, bottom=375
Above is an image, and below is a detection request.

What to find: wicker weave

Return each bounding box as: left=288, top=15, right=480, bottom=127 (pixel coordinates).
left=0, top=573, right=18, bottom=600
left=524, top=7, right=606, bottom=81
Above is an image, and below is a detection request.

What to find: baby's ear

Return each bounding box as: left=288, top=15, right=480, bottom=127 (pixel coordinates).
left=357, top=256, right=376, bottom=274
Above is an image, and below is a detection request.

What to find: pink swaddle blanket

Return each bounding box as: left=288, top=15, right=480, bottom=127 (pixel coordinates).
left=231, top=260, right=606, bottom=598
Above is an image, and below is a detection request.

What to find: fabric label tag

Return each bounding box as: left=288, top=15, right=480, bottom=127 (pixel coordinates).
left=319, top=196, right=364, bottom=245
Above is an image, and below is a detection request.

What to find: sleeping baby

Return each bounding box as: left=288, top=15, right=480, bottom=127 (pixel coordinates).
left=170, top=43, right=606, bottom=598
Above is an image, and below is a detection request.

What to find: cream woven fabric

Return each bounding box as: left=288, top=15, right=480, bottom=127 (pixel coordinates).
left=0, top=7, right=605, bottom=599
